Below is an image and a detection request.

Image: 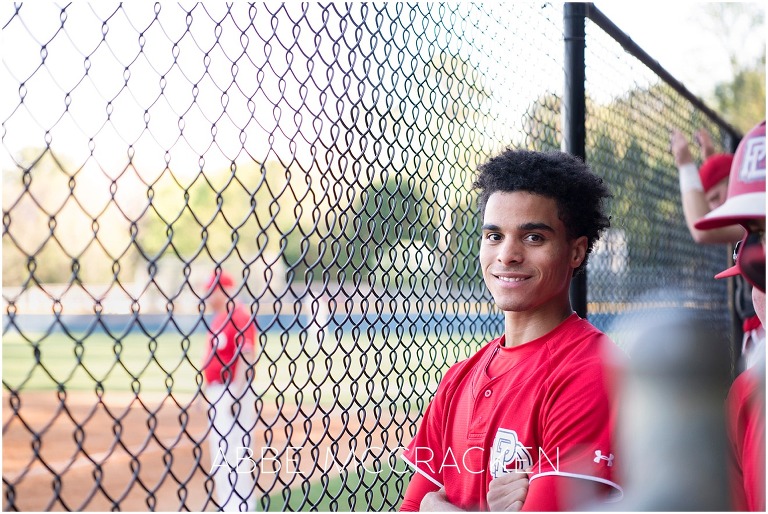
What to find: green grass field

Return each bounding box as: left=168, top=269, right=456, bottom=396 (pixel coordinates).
left=3, top=324, right=452, bottom=511
left=257, top=466, right=411, bottom=512
left=2, top=329, right=206, bottom=395
left=2, top=325, right=482, bottom=407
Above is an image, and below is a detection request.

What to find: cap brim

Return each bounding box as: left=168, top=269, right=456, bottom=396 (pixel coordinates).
left=695, top=192, right=766, bottom=230
left=714, top=264, right=742, bottom=280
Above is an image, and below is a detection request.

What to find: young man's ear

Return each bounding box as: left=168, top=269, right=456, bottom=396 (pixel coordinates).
left=570, top=236, right=588, bottom=269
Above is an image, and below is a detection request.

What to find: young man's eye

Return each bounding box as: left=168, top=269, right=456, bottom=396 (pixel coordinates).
left=484, top=233, right=501, bottom=242
left=525, top=234, right=544, bottom=243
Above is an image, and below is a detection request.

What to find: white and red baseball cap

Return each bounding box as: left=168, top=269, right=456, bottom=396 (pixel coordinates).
left=695, top=120, right=766, bottom=291
left=695, top=120, right=766, bottom=231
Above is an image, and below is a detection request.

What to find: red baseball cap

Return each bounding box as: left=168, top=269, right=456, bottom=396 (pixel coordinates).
left=205, top=269, right=234, bottom=290
left=699, top=153, right=733, bottom=193
left=695, top=120, right=766, bottom=230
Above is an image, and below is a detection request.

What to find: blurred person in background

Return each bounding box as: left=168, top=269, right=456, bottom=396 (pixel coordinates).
left=695, top=120, right=766, bottom=511
left=202, top=269, right=257, bottom=512
left=671, top=127, right=763, bottom=371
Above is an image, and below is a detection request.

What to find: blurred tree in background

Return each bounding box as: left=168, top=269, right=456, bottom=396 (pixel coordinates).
left=695, top=3, right=766, bottom=132
left=4, top=4, right=762, bottom=291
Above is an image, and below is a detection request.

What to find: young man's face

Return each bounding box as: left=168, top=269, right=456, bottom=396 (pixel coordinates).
left=753, top=287, right=765, bottom=327
left=479, top=191, right=587, bottom=314
left=704, top=178, right=729, bottom=211
left=745, top=219, right=766, bottom=325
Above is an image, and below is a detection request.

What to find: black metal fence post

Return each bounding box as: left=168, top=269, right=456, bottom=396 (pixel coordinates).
left=564, top=2, right=589, bottom=319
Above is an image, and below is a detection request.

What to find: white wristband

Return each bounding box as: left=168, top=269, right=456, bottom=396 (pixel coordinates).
left=678, top=163, right=704, bottom=193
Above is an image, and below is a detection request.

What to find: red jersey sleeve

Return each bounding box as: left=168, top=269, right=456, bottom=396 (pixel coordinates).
left=727, top=368, right=766, bottom=511
left=402, top=363, right=467, bottom=491
left=528, top=351, right=622, bottom=506
left=399, top=471, right=440, bottom=511
left=232, top=306, right=256, bottom=350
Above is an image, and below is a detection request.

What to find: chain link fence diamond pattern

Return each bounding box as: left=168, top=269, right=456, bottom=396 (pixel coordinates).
left=2, top=3, right=737, bottom=511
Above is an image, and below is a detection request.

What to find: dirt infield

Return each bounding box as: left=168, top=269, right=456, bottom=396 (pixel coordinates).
left=3, top=390, right=215, bottom=511
left=3, top=390, right=409, bottom=511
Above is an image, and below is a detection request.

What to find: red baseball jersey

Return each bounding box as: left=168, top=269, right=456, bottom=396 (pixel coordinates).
left=401, top=314, right=622, bottom=511
left=202, top=304, right=256, bottom=385
left=727, top=366, right=766, bottom=511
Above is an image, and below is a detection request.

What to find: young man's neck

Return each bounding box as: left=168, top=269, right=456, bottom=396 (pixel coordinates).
left=503, top=303, right=575, bottom=348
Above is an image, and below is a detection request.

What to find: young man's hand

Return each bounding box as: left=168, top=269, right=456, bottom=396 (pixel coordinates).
left=487, top=469, right=531, bottom=512
left=694, top=128, right=716, bottom=159
left=420, top=489, right=465, bottom=512
left=670, top=130, right=694, bottom=167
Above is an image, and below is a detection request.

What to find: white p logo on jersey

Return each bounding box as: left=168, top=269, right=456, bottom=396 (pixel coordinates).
left=489, top=428, right=532, bottom=478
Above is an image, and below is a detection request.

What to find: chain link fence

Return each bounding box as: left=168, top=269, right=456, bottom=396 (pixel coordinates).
left=2, top=3, right=739, bottom=511
left=580, top=7, right=739, bottom=354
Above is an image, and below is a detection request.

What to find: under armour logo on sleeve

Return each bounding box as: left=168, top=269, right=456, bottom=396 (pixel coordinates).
left=593, top=450, right=614, bottom=466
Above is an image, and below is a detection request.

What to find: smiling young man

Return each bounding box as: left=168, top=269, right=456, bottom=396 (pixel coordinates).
left=400, top=150, right=622, bottom=511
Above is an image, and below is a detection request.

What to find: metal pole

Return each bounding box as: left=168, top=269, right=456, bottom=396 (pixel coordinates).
left=616, top=306, right=731, bottom=510
left=563, top=3, right=588, bottom=318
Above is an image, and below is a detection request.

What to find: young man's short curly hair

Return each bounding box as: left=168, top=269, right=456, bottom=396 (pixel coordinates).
left=473, top=149, right=612, bottom=275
